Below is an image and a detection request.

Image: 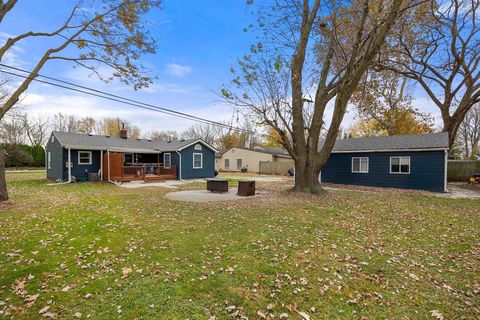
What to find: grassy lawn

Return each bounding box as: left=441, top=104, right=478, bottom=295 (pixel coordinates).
left=0, top=172, right=479, bottom=319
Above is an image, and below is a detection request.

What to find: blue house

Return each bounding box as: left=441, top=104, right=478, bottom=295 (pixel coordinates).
left=45, top=131, right=217, bottom=183
left=320, top=132, right=449, bottom=192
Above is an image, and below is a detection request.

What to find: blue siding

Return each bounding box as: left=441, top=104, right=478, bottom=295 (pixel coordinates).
left=179, top=143, right=215, bottom=179
left=45, top=134, right=64, bottom=181
left=62, top=149, right=101, bottom=181
left=321, top=151, right=446, bottom=192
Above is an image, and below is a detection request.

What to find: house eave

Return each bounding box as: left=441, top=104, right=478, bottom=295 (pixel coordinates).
left=331, top=147, right=449, bottom=154
left=177, top=139, right=218, bottom=153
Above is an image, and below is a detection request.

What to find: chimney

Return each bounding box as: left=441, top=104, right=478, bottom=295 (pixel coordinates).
left=119, top=122, right=128, bottom=139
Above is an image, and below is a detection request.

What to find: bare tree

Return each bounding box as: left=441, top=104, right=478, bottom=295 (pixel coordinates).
left=22, top=113, right=49, bottom=146
left=145, top=130, right=180, bottom=141
left=0, top=0, right=161, bottom=200
left=182, top=123, right=226, bottom=147
left=459, top=103, right=480, bottom=158
left=223, top=0, right=414, bottom=193
left=0, top=111, right=25, bottom=144
left=76, top=116, right=96, bottom=134
left=381, top=0, right=480, bottom=148
left=52, top=113, right=79, bottom=132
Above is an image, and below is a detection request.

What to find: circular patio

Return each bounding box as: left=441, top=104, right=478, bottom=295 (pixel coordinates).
left=165, top=188, right=268, bottom=202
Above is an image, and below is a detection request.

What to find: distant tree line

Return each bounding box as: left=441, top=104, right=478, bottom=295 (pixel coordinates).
left=0, top=110, right=262, bottom=169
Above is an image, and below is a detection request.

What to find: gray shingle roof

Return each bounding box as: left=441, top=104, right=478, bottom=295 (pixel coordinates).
left=52, top=131, right=208, bottom=152
left=253, top=146, right=291, bottom=157
left=320, top=132, right=449, bottom=152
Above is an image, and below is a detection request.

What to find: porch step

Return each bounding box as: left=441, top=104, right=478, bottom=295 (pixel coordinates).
left=144, top=175, right=166, bottom=183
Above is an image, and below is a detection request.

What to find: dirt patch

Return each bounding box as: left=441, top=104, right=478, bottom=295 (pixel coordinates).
left=0, top=200, right=16, bottom=211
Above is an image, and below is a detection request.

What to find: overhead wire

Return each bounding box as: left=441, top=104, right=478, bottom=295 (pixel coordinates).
left=0, top=63, right=252, bottom=133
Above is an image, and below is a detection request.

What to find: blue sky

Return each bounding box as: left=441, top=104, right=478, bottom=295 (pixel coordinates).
left=0, top=0, right=440, bottom=135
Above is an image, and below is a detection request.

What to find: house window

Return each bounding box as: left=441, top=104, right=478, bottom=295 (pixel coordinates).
left=194, top=144, right=203, bottom=151
left=124, top=153, right=133, bottom=164
left=193, top=153, right=203, bottom=169
left=352, top=157, right=369, bottom=173
left=224, top=159, right=230, bottom=169
left=237, top=159, right=243, bottom=170
left=50, top=135, right=55, bottom=143
left=78, top=151, right=92, bottom=165
left=164, top=153, right=171, bottom=167
left=47, top=152, right=51, bottom=170
left=390, top=156, right=410, bottom=174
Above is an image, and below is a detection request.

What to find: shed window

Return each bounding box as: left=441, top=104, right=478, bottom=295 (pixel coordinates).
left=237, top=159, right=243, bottom=170
left=390, top=156, right=410, bottom=174
left=164, top=153, right=171, bottom=167
left=193, top=153, right=203, bottom=169
left=352, top=157, right=369, bottom=173
left=47, top=152, right=51, bottom=170
left=78, top=151, right=92, bottom=165
left=224, top=159, right=230, bottom=169
left=194, top=144, right=203, bottom=151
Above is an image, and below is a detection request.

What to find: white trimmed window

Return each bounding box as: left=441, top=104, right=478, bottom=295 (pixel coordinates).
left=164, top=153, right=171, bottom=167
left=224, top=159, right=230, bottom=169
left=47, top=152, right=51, bottom=169
left=390, top=156, right=410, bottom=174
left=78, top=151, right=92, bottom=165
left=194, top=144, right=203, bottom=151
left=193, top=153, right=203, bottom=169
left=352, top=157, right=369, bottom=173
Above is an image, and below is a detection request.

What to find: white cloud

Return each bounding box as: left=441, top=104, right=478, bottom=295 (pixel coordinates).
left=165, top=63, right=192, bottom=77
left=21, top=91, right=235, bottom=134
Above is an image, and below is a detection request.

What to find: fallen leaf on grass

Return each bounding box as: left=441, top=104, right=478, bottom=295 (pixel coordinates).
left=430, top=310, right=443, bottom=320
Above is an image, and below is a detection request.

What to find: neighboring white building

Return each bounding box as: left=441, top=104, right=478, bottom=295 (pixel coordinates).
left=215, top=147, right=292, bottom=173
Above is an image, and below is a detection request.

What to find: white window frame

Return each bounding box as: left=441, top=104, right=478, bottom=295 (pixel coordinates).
left=351, top=157, right=369, bottom=173
left=164, top=152, right=171, bottom=167
left=194, top=144, right=203, bottom=151
left=78, top=151, right=92, bottom=165
left=224, top=158, right=230, bottom=169
left=237, top=158, right=243, bottom=170
left=193, top=152, right=203, bottom=169
left=390, top=156, right=411, bottom=174
left=47, top=152, right=51, bottom=170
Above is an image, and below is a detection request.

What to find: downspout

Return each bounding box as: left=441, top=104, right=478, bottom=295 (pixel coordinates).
left=67, top=147, right=72, bottom=182
left=44, top=148, right=47, bottom=178
left=444, top=149, right=448, bottom=193
left=176, top=150, right=184, bottom=181
left=100, top=150, right=103, bottom=181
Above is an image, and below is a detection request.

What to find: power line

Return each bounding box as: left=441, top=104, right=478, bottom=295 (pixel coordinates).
left=0, top=63, right=251, bottom=133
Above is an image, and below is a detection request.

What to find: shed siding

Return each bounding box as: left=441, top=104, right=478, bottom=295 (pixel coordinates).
left=62, top=149, right=101, bottom=181
left=321, top=150, right=446, bottom=192
left=180, top=143, right=215, bottom=179
left=217, top=148, right=273, bottom=172
left=45, top=134, right=64, bottom=181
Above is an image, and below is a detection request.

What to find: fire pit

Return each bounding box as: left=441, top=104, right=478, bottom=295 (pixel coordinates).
left=237, top=180, right=255, bottom=196
left=205, top=178, right=228, bottom=193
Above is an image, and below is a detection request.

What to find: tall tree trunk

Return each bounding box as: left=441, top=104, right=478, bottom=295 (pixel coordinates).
left=0, top=150, right=8, bottom=201
left=292, top=150, right=323, bottom=194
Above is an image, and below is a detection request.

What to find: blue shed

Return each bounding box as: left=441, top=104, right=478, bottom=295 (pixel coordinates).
left=45, top=131, right=217, bottom=183
left=319, top=133, right=449, bottom=193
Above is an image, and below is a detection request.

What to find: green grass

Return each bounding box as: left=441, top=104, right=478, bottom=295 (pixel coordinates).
left=0, top=172, right=479, bottom=319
